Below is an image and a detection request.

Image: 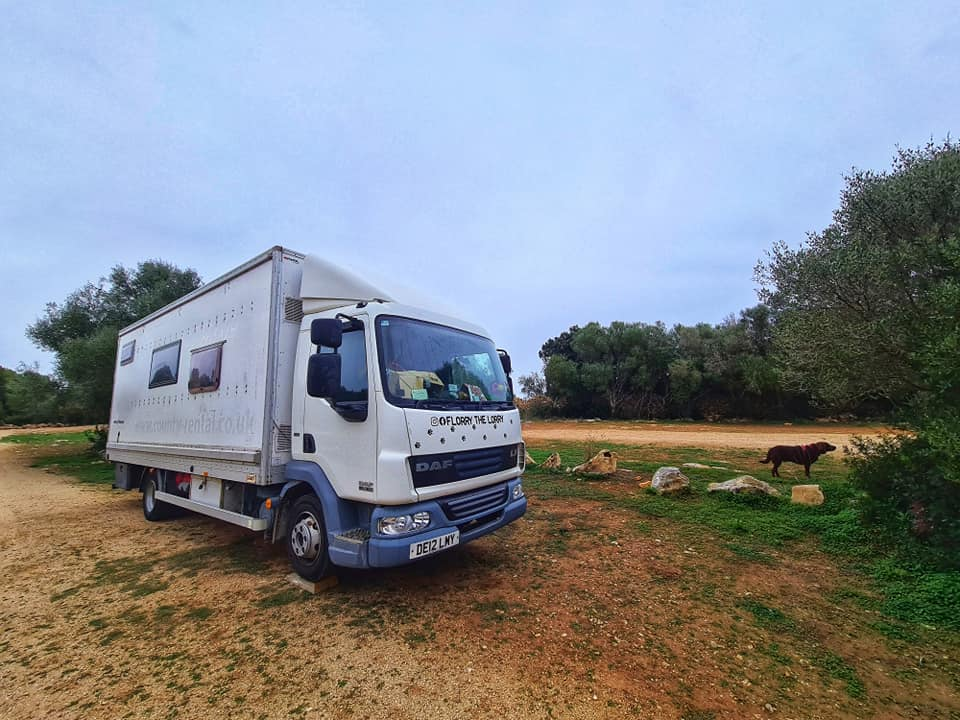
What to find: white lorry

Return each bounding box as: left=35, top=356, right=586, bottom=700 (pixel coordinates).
left=106, top=247, right=526, bottom=580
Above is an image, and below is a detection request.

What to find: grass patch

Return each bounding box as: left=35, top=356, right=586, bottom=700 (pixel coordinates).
left=163, top=539, right=269, bottom=577
left=254, top=588, right=304, bottom=609
left=1, top=432, right=112, bottom=485
left=871, top=560, right=960, bottom=630
left=473, top=598, right=512, bottom=623
left=154, top=605, right=177, bottom=622
left=99, top=629, right=124, bottom=646
left=186, top=607, right=214, bottom=621
left=815, top=651, right=865, bottom=699
left=91, top=557, right=168, bottom=597
left=723, top=543, right=776, bottom=564
left=30, top=452, right=113, bottom=485
left=736, top=599, right=797, bottom=633
left=867, top=620, right=920, bottom=644
left=0, top=431, right=89, bottom=446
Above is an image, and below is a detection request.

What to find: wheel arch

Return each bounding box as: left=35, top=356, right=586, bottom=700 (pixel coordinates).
left=273, top=461, right=360, bottom=544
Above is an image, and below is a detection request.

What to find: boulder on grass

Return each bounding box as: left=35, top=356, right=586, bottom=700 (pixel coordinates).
left=652, top=467, right=690, bottom=494
left=572, top=450, right=618, bottom=476
left=708, top=475, right=779, bottom=496
left=791, top=484, right=824, bottom=505
left=542, top=452, right=562, bottom=470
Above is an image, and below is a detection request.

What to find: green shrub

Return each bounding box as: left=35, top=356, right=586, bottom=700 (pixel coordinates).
left=849, top=433, right=960, bottom=569
left=86, top=425, right=109, bottom=455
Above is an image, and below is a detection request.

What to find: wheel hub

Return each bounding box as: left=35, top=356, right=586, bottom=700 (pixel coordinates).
left=291, top=513, right=322, bottom=559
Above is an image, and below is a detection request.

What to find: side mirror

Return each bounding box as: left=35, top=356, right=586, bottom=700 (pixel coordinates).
left=307, top=353, right=341, bottom=398
left=498, top=349, right=512, bottom=375
left=311, top=318, right=342, bottom=348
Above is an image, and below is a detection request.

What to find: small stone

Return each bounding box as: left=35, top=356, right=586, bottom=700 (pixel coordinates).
left=637, top=479, right=652, bottom=489
left=791, top=484, right=825, bottom=505
left=764, top=703, right=775, bottom=713
left=525, top=451, right=537, bottom=466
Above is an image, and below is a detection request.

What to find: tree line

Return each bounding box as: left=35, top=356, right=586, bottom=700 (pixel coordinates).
left=518, top=305, right=833, bottom=421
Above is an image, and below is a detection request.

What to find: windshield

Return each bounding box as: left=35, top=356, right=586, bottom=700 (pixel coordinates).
left=375, top=316, right=514, bottom=409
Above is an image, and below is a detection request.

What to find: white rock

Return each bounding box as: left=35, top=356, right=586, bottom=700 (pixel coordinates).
left=651, top=467, right=690, bottom=494
left=707, top=475, right=779, bottom=496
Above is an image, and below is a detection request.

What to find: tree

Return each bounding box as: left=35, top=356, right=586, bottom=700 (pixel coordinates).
left=27, top=260, right=202, bottom=421
left=757, top=139, right=960, bottom=558
left=756, top=140, right=960, bottom=410
left=517, top=371, right=546, bottom=398
left=540, top=321, right=675, bottom=418
left=3, top=364, right=63, bottom=424
left=539, top=325, right=581, bottom=363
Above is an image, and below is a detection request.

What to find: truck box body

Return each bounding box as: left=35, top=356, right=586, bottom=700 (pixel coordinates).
left=107, top=247, right=303, bottom=486
left=106, top=246, right=527, bottom=578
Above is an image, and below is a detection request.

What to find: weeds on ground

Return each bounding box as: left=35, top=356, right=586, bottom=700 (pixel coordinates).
left=2, top=431, right=113, bottom=484
left=525, top=442, right=960, bottom=633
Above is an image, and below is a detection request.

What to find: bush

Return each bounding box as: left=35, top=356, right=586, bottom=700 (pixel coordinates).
left=515, top=395, right=561, bottom=420
left=85, top=425, right=109, bottom=456
left=849, top=432, right=960, bottom=569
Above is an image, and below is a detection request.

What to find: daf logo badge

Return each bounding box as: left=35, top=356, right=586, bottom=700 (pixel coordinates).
left=415, top=460, right=453, bottom=472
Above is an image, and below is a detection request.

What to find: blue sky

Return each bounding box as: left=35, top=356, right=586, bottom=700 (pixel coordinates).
left=1, top=2, right=956, bottom=380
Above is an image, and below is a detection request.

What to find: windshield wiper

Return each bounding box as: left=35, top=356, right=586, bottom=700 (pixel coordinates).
left=412, top=399, right=462, bottom=410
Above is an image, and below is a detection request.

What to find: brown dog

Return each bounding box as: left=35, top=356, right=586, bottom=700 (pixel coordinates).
left=760, top=442, right=836, bottom=477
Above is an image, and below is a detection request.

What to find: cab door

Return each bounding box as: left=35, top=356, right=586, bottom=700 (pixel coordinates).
left=295, top=315, right=378, bottom=501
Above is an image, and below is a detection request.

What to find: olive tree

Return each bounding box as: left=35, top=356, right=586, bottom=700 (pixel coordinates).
left=27, top=261, right=201, bottom=422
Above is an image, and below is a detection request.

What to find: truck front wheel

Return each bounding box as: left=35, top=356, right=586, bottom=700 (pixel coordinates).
left=286, top=494, right=331, bottom=580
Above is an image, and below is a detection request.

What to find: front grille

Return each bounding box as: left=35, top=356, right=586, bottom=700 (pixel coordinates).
left=410, top=444, right=517, bottom=488
left=439, top=483, right=508, bottom=521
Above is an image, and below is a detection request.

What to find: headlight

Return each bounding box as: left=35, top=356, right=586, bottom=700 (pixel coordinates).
left=512, top=482, right=524, bottom=500
left=378, top=511, right=431, bottom=536
left=517, top=442, right=526, bottom=470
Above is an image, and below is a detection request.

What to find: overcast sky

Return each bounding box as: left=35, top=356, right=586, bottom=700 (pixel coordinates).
left=1, top=2, right=956, bottom=380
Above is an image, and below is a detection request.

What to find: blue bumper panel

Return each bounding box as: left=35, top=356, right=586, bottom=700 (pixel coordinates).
left=366, top=479, right=527, bottom=569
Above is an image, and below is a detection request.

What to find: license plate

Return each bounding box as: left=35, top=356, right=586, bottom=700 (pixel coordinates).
left=409, top=530, right=460, bottom=560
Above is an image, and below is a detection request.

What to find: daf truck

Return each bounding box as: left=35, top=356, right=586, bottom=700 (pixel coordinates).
left=106, top=247, right=527, bottom=580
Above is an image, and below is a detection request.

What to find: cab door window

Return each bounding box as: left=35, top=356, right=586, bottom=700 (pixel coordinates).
left=319, top=325, right=368, bottom=419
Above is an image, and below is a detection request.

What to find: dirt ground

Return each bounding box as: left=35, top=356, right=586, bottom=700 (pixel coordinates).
left=0, top=426, right=956, bottom=720
left=520, top=420, right=892, bottom=451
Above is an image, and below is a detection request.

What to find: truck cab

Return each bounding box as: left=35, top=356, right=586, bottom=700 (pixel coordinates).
left=282, top=301, right=526, bottom=580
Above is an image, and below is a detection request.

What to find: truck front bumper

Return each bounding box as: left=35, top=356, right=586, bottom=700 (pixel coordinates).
left=335, top=478, right=526, bottom=569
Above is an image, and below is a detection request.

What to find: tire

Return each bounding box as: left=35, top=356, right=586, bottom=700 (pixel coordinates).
left=142, top=472, right=172, bottom=521
left=286, top=494, right=331, bottom=581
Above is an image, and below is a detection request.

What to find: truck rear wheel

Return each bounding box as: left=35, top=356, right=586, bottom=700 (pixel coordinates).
left=286, top=494, right=331, bottom=580
left=142, top=472, right=172, bottom=521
